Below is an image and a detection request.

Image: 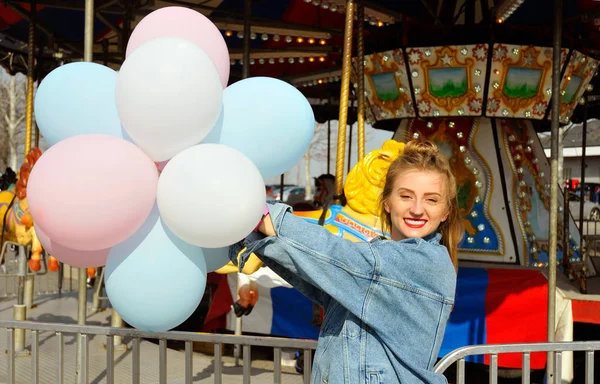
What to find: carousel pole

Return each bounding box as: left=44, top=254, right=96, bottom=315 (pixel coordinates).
left=23, top=0, right=37, bottom=311
left=547, top=0, right=563, bottom=382
left=356, top=0, right=365, bottom=162
left=12, top=0, right=37, bottom=357
left=334, top=0, right=356, bottom=204
left=578, top=101, right=588, bottom=294
left=76, top=0, right=94, bottom=381
left=327, top=119, right=331, bottom=174
left=90, top=39, right=109, bottom=316
left=234, top=0, right=252, bottom=367
left=106, top=4, right=132, bottom=351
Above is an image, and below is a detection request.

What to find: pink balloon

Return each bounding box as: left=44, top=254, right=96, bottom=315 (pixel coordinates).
left=28, top=134, right=158, bottom=251
left=34, top=224, right=109, bottom=268
left=126, top=7, right=230, bottom=88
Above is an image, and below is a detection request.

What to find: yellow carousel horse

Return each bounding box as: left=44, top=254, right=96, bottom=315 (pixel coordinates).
left=217, top=139, right=406, bottom=312
left=0, top=148, right=59, bottom=272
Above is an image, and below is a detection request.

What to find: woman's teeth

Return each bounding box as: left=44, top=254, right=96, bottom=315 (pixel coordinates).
left=405, top=218, right=426, bottom=226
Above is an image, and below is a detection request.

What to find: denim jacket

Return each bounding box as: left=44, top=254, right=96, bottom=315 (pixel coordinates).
left=230, top=203, right=456, bottom=384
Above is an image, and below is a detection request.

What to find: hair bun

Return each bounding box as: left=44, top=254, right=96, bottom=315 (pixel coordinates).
left=403, top=140, right=440, bottom=156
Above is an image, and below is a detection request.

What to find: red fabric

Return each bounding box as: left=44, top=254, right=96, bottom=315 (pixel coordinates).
left=572, top=299, right=600, bottom=325
left=0, top=4, right=44, bottom=29
left=202, top=273, right=233, bottom=332
left=484, top=269, right=549, bottom=369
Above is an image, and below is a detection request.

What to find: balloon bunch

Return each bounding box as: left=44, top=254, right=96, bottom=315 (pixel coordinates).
left=28, top=7, right=315, bottom=332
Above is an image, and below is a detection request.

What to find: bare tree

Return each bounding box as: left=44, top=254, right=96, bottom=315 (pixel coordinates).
left=0, top=61, right=46, bottom=172
left=302, top=120, right=376, bottom=200
left=303, top=122, right=329, bottom=200
left=1, top=70, right=26, bottom=171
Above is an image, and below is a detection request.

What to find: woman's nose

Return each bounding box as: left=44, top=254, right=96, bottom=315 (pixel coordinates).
left=410, top=200, right=424, bottom=215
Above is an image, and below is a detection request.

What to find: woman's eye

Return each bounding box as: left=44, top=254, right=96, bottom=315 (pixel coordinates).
left=401, top=195, right=411, bottom=199
left=427, top=199, right=438, bottom=203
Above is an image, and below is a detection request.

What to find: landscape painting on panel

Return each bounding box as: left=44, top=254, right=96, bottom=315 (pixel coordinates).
left=369, top=72, right=400, bottom=102
left=427, top=67, right=468, bottom=98
left=503, top=67, right=542, bottom=99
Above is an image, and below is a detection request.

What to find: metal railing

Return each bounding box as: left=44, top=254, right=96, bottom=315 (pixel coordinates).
left=0, top=319, right=318, bottom=384
left=0, top=241, right=74, bottom=299
left=434, top=341, right=600, bottom=384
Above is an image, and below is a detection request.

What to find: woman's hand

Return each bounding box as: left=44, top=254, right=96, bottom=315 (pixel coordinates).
left=258, top=213, right=276, bottom=237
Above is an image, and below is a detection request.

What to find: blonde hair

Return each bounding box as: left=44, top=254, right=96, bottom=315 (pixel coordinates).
left=379, top=140, right=462, bottom=272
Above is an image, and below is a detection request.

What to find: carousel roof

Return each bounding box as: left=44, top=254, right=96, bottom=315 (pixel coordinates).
left=0, top=0, right=599, bottom=127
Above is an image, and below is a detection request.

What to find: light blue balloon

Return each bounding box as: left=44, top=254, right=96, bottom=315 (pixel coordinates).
left=34, top=62, right=124, bottom=146
left=216, top=77, right=315, bottom=178
left=203, top=246, right=230, bottom=272
left=105, top=205, right=207, bottom=332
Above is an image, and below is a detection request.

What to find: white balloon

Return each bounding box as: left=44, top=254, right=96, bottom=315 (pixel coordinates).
left=157, top=144, right=266, bottom=248
left=115, top=37, right=223, bottom=161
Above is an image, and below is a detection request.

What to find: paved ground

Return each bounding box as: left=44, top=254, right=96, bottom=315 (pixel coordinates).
left=0, top=281, right=305, bottom=384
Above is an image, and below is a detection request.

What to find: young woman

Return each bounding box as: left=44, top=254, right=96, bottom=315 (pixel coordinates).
left=230, top=140, right=462, bottom=383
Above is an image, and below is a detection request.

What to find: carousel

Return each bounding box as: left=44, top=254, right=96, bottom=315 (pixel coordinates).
left=0, top=0, right=598, bottom=382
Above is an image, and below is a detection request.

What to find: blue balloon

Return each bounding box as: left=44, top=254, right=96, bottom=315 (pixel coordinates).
left=104, top=205, right=207, bottom=332
left=35, top=62, right=124, bottom=146
left=216, top=77, right=315, bottom=178
left=203, top=246, right=230, bottom=272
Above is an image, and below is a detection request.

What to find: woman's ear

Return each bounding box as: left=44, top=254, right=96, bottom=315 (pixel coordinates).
left=384, top=201, right=391, bottom=213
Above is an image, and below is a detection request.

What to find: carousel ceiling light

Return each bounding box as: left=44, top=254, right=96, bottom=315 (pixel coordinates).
left=225, top=30, right=233, bottom=37
left=229, top=51, right=328, bottom=60
left=289, top=70, right=342, bottom=86
left=495, top=0, right=525, bottom=23
left=305, top=0, right=395, bottom=25
left=217, top=23, right=332, bottom=40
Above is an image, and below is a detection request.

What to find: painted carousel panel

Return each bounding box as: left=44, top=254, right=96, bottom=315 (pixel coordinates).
left=485, top=44, right=569, bottom=119
left=406, top=45, right=489, bottom=117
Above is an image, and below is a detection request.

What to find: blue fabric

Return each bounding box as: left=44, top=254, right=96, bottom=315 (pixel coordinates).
left=439, top=267, right=488, bottom=363
left=270, top=286, right=319, bottom=340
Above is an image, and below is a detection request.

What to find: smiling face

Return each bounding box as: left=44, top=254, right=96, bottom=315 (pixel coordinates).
left=384, top=169, right=449, bottom=241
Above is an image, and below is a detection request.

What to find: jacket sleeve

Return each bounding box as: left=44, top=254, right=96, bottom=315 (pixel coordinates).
left=230, top=203, right=377, bottom=315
